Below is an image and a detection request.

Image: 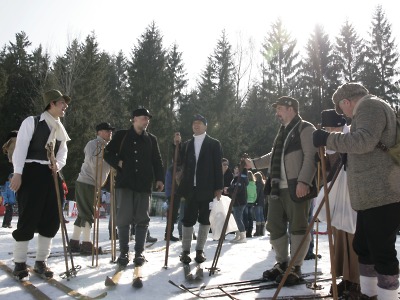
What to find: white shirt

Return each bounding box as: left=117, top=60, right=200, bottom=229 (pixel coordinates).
left=193, top=132, right=206, bottom=186
left=12, top=114, right=68, bottom=174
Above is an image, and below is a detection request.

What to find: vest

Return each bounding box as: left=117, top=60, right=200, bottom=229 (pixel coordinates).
left=26, top=119, right=60, bottom=161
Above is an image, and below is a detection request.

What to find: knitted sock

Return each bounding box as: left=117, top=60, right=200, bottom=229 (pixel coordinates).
left=13, top=241, right=29, bottom=263
left=181, top=226, right=193, bottom=252
left=134, top=225, right=148, bottom=254
left=195, top=224, right=210, bottom=251
left=36, top=235, right=52, bottom=261
left=291, top=233, right=311, bottom=266
left=270, top=234, right=289, bottom=263
left=82, top=222, right=92, bottom=242
left=360, top=275, right=378, bottom=297
left=71, top=225, right=82, bottom=241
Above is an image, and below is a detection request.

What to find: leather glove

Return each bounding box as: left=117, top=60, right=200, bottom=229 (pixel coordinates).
left=313, top=129, right=330, bottom=147
left=341, top=153, right=348, bottom=171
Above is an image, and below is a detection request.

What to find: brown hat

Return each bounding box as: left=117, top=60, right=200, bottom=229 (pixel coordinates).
left=43, top=89, right=71, bottom=106
left=272, top=96, right=299, bottom=112
left=332, top=83, right=368, bottom=114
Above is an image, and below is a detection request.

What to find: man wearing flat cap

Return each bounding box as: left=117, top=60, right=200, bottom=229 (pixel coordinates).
left=173, top=114, right=223, bottom=265
left=244, top=96, right=318, bottom=285
left=69, top=122, right=115, bottom=255
left=313, top=83, right=400, bottom=299
left=10, top=89, right=71, bottom=280
left=104, top=107, right=164, bottom=271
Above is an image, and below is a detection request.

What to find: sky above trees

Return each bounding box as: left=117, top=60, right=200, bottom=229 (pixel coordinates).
left=1, top=0, right=399, bottom=88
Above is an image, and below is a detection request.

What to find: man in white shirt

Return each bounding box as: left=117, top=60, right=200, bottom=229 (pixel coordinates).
left=174, top=114, right=223, bottom=264
left=10, top=89, right=71, bottom=280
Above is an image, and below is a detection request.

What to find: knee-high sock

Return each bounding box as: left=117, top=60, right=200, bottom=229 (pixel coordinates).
left=82, top=222, right=92, bottom=242
left=134, top=225, right=148, bottom=254
left=270, top=234, right=289, bottom=263
left=71, top=225, right=82, bottom=241
left=360, top=276, right=378, bottom=297
left=36, top=235, right=52, bottom=261
left=290, top=233, right=311, bottom=266
left=196, top=224, right=210, bottom=251
left=181, top=226, right=193, bottom=252
left=13, top=241, right=29, bottom=263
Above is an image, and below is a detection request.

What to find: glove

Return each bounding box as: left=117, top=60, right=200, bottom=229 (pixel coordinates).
left=313, top=129, right=330, bottom=147
left=341, top=153, right=348, bottom=171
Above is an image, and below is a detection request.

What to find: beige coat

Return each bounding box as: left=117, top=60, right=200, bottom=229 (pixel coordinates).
left=327, top=95, right=400, bottom=211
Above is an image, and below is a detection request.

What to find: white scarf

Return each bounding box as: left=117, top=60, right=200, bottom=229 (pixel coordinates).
left=43, top=111, right=71, bottom=150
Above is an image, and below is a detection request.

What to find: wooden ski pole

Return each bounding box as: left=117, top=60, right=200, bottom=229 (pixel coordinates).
left=163, top=142, right=180, bottom=269
left=46, top=143, right=75, bottom=279
left=110, top=168, right=117, bottom=263
left=208, top=155, right=247, bottom=276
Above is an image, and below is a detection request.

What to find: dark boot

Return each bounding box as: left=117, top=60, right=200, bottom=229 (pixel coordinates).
left=246, top=228, right=252, bottom=238
left=253, top=224, right=261, bottom=236
left=192, top=232, right=197, bottom=240
left=195, top=250, right=206, bottom=263
left=180, top=251, right=191, bottom=264
left=261, top=222, right=266, bottom=236
left=164, top=233, right=179, bottom=242
left=146, top=230, right=157, bottom=243
left=69, top=239, right=80, bottom=253
left=133, top=253, right=146, bottom=266
left=33, top=261, right=53, bottom=279
left=13, top=262, right=29, bottom=280
left=276, top=265, right=302, bottom=285
left=80, top=241, right=103, bottom=255
left=262, top=261, right=287, bottom=281
left=117, top=252, right=129, bottom=267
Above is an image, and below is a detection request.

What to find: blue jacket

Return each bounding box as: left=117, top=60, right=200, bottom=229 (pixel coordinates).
left=1, top=182, right=16, bottom=205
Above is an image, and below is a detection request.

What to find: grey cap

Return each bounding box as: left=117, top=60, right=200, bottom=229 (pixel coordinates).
left=332, top=83, right=368, bottom=114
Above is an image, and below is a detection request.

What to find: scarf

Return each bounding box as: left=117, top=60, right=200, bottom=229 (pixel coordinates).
left=43, top=111, right=71, bottom=150
left=270, top=115, right=301, bottom=197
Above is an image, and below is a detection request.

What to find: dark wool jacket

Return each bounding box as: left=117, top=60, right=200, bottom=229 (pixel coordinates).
left=104, top=127, right=164, bottom=193
left=228, top=169, right=249, bottom=206
left=176, top=135, right=223, bottom=201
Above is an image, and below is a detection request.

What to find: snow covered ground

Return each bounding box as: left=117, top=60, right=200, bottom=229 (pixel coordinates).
left=1, top=214, right=399, bottom=299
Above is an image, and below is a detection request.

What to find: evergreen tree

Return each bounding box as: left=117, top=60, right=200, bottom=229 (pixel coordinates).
left=363, top=5, right=399, bottom=104
left=300, top=24, right=340, bottom=124
left=261, top=18, right=301, bottom=99
left=334, top=20, right=366, bottom=83
left=127, top=22, right=171, bottom=167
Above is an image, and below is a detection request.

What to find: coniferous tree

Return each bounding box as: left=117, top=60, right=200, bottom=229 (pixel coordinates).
left=261, top=18, right=301, bottom=99
left=300, top=24, right=340, bottom=124
left=334, top=20, right=366, bottom=83
left=127, top=22, right=171, bottom=166
left=363, top=5, right=399, bottom=104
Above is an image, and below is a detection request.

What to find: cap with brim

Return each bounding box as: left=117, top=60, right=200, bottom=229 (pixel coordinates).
left=193, top=114, right=207, bottom=126
left=96, top=122, right=115, bottom=131
left=43, top=89, right=71, bottom=106
left=272, top=96, right=299, bottom=112
left=332, top=82, right=368, bottom=114
left=131, top=108, right=152, bottom=118
left=321, top=109, right=346, bottom=127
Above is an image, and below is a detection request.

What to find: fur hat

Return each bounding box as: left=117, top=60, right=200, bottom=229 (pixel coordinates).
left=193, top=114, right=207, bottom=126
left=272, top=96, right=299, bottom=112
left=43, top=89, right=71, bottom=106
left=321, top=109, right=346, bottom=128
left=332, top=83, right=368, bottom=114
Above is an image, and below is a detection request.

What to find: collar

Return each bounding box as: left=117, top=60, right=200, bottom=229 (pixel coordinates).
left=193, top=132, right=206, bottom=139
left=353, top=95, right=368, bottom=116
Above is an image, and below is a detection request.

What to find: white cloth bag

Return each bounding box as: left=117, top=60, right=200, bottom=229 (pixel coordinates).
left=209, top=195, right=238, bottom=240
left=314, top=166, right=357, bottom=234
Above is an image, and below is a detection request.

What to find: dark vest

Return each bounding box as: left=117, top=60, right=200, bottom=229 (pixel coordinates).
left=26, top=119, right=60, bottom=161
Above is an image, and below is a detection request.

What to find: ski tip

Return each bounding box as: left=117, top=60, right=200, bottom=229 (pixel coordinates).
left=104, top=276, right=117, bottom=287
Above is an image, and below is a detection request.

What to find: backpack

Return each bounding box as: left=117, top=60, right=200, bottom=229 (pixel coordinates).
left=377, top=109, right=400, bottom=165
left=2, top=116, right=40, bottom=163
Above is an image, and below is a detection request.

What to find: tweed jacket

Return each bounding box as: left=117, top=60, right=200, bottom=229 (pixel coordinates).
left=252, top=117, right=317, bottom=188
left=177, top=134, right=223, bottom=200
left=103, top=127, right=164, bottom=193
left=327, top=95, right=400, bottom=210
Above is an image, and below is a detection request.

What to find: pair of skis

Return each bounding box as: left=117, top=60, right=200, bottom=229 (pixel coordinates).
left=170, top=271, right=325, bottom=298
left=183, top=262, right=204, bottom=281
left=0, top=260, right=107, bottom=300
left=104, top=264, right=143, bottom=288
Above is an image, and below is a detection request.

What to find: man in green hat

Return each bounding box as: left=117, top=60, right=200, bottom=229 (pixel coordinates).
left=9, top=89, right=71, bottom=280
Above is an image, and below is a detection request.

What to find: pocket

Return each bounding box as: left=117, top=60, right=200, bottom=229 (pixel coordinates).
left=287, top=178, right=317, bottom=202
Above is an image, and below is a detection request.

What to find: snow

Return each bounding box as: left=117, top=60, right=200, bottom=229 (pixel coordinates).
left=1, top=215, right=399, bottom=299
